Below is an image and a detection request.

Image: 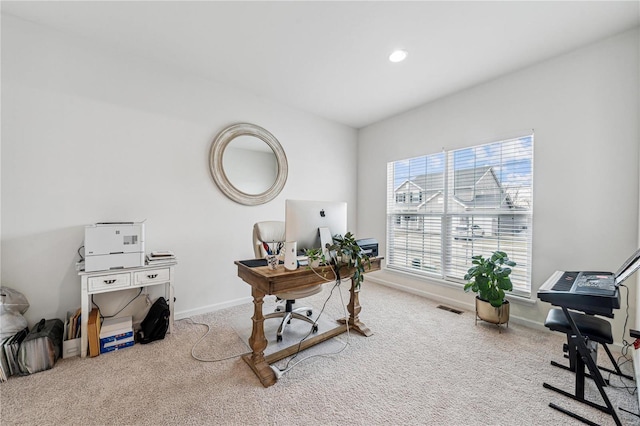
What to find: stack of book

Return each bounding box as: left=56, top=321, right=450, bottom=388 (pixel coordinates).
left=65, top=308, right=82, bottom=341
left=145, top=250, right=176, bottom=266
left=99, top=316, right=134, bottom=354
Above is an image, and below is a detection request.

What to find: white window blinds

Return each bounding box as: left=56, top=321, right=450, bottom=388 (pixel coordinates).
left=386, top=134, right=534, bottom=297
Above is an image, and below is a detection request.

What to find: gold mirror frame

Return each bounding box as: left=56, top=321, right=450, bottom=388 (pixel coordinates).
left=209, top=123, right=288, bottom=206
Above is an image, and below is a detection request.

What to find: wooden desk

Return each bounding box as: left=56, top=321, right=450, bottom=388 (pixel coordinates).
left=235, top=258, right=381, bottom=387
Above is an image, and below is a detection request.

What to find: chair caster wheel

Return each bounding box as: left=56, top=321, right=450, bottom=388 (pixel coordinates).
left=306, top=310, right=312, bottom=317
left=312, top=325, right=318, bottom=333
left=277, top=335, right=283, bottom=342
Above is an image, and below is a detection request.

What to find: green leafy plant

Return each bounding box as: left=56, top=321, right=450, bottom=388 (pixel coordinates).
left=327, top=232, right=371, bottom=289
left=304, top=247, right=325, bottom=267
left=463, top=251, right=516, bottom=307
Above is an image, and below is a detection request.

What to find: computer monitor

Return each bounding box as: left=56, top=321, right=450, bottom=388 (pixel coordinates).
left=285, top=199, right=347, bottom=257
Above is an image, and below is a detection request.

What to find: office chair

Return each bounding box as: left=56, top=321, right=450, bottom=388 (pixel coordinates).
left=253, top=221, right=322, bottom=342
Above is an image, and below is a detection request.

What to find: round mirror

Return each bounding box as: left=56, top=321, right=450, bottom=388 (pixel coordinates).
left=209, top=123, right=288, bottom=205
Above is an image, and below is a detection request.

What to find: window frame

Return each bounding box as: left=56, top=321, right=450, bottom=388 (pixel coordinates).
left=386, top=134, right=534, bottom=298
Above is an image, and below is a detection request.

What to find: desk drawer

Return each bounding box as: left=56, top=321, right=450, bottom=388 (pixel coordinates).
left=88, top=273, right=131, bottom=292
left=134, top=268, right=170, bottom=285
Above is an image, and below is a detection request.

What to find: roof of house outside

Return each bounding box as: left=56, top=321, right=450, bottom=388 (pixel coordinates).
left=394, top=166, right=515, bottom=210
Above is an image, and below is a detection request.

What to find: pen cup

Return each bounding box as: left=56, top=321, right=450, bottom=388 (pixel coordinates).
left=266, top=254, right=278, bottom=270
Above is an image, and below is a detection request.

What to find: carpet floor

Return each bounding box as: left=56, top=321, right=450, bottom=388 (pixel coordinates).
left=0, top=281, right=638, bottom=425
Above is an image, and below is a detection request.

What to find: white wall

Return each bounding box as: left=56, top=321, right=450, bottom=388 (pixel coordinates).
left=1, top=16, right=358, bottom=326
left=357, top=29, right=640, bottom=344
left=2, top=14, right=638, bottom=345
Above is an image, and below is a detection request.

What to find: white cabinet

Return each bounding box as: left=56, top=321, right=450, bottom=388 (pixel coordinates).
left=78, top=263, right=176, bottom=358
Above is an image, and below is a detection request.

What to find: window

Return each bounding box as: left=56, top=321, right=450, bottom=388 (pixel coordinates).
left=386, top=135, right=534, bottom=297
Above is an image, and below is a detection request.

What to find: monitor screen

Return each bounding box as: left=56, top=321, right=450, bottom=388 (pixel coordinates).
left=285, top=199, right=347, bottom=257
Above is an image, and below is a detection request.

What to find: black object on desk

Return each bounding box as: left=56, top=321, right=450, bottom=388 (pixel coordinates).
left=239, top=259, right=268, bottom=268
left=238, top=259, right=284, bottom=268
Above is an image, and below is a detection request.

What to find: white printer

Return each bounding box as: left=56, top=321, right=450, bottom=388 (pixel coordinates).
left=84, top=222, right=145, bottom=272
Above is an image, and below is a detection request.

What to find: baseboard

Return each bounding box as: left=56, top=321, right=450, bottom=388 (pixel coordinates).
left=367, top=273, right=473, bottom=312
left=174, top=296, right=253, bottom=320
left=366, top=273, right=625, bottom=350
left=368, top=274, right=543, bottom=329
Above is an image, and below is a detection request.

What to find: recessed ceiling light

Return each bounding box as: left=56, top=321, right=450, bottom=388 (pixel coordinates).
left=389, top=49, right=408, bottom=63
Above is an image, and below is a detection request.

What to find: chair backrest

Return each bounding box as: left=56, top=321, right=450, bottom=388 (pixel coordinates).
left=253, top=221, right=286, bottom=258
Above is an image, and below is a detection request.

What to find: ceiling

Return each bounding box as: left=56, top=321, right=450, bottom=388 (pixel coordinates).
left=2, top=1, right=639, bottom=129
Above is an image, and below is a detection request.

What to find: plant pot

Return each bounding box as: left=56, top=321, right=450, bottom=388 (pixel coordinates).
left=308, top=259, right=321, bottom=268
left=475, top=296, right=509, bottom=326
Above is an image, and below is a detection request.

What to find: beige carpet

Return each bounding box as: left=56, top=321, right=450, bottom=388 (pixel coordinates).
left=0, top=281, right=638, bottom=425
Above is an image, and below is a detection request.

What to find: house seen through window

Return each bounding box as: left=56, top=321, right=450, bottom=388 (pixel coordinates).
left=386, top=134, right=534, bottom=297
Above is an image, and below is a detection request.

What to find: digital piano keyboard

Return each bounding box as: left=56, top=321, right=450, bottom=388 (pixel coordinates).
left=537, top=270, right=620, bottom=317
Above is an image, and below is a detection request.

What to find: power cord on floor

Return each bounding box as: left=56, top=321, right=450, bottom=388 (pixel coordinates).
left=178, top=317, right=251, bottom=362
left=181, top=262, right=351, bottom=371
left=271, top=276, right=351, bottom=378
left=605, top=285, right=638, bottom=395
left=610, top=285, right=639, bottom=419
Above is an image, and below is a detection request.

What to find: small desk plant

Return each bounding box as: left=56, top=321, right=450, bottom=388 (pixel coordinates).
left=463, top=250, right=516, bottom=329
left=326, top=232, right=371, bottom=289
left=304, top=247, right=325, bottom=268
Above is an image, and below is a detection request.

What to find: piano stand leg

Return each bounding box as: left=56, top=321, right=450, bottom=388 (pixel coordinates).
left=550, top=338, right=611, bottom=386
left=543, top=382, right=612, bottom=414
left=542, top=308, right=623, bottom=426
left=548, top=403, right=601, bottom=426
left=601, top=344, right=635, bottom=381
left=553, top=335, right=633, bottom=382
left=549, top=360, right=609, bottom=386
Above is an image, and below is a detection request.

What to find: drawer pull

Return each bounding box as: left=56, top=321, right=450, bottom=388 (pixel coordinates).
left=147, top=274, right=158, bottom=279
left=103, top=279, right=117, bottom=285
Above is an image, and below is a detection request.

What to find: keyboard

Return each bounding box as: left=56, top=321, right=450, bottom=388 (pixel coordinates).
left=537, top=271, right=620, bottom=317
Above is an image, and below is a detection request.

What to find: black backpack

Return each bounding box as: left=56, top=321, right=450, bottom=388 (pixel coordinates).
left=136, top=297, right=170, bottom=344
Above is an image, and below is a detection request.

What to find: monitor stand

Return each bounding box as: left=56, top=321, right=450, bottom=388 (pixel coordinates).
left=319, top=226, right=333, bottom=259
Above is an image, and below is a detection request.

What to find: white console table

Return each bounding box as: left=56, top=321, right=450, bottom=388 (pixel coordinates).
left=78, top=262, right=176, bottom=358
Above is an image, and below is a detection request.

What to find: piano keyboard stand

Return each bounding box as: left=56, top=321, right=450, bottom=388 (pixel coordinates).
left=543, top=307, right=622, bottom=426
left=545, top=308, right=634, bottom=382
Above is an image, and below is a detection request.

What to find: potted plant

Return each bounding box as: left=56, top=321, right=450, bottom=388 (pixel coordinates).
left=326, top=232, right=371, bottom=289
left=304, top=247, right=325, bottom=268
left=463, top=250, right=516, bottom=327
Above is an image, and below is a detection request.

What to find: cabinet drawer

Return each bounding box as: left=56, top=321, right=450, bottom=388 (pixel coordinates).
left=88, top=273, right=131, bottom=292
left=134, top=268, right=170, bottom=285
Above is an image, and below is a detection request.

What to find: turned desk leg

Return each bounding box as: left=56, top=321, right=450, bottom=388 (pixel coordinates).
left=337, top=278, right=373, bottom=337
left=242, top=287, right=277, bottom=387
